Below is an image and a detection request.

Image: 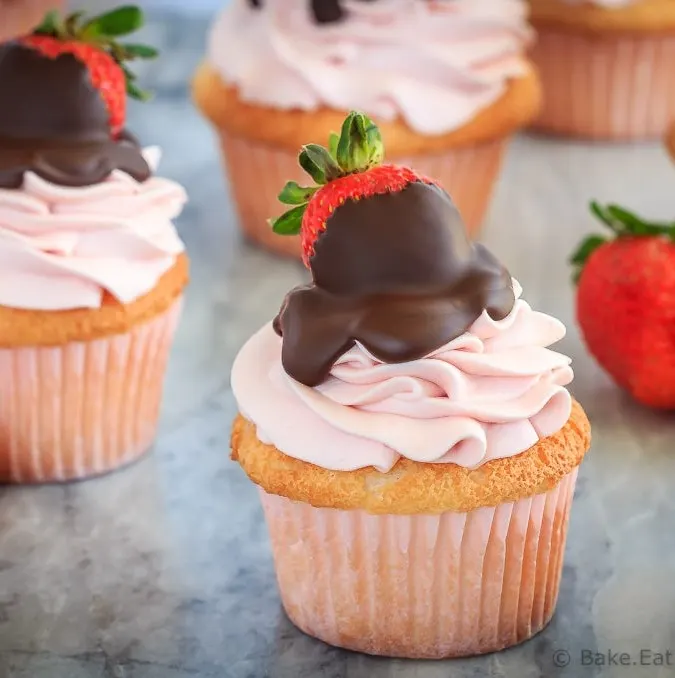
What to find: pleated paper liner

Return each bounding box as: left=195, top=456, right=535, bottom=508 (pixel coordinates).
left=0, top=299, right=183, bottom=483
left=220, top=132, right=508, bottom=260
left=260, top=467, right=578, bottom=659
left=531, top=26, right=675, bottom=140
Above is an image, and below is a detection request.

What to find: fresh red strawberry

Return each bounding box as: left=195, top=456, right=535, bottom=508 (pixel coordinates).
left=571, top=202, right=675, bottom=409
left=271, top=111, right=434, bottom=266
left=20, top=6, right=158, bottom=137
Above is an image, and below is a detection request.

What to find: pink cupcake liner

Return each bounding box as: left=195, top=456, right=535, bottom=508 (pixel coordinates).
left=531, top=26, right=675, bottom=140
left=259, top=467, right=579, bottom=659
left=0, top=299, right=183, bottom=483
left=220, top=131, right=507, bottom=259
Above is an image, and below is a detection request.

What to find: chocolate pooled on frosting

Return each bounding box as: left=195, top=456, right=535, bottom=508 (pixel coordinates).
left=274, top=181, right=516, bottom=387
left=0, top=43, right=150, bottom=189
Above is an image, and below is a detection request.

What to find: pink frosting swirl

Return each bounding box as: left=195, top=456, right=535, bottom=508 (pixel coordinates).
left=231, top=281, right=573, bottom=472
left=209, top=0, right=532, bottom=135
left=0, top=148, right=186, bottom=311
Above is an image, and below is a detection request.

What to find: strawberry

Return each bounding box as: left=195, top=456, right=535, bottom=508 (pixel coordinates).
left=571, top=202, right=675, bottom=409
left=20, top=6, right=158, bottom=137
left=271, top=111, right=434, bottom=266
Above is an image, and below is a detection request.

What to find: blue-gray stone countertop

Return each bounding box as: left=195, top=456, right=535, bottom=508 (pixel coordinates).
left=1, top=9, right=675, bottom=678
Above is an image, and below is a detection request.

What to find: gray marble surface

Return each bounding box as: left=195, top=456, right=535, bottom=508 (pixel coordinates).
left=2, top=9, right=675, bottom=678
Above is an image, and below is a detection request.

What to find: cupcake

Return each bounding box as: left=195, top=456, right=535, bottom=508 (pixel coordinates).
left=230, top=113, right=591, bottom=658
left=529, top=0, right=675, bottom=140
left=0, top=8, right=188, bottom=483
left=194, top=0, right=540, bottom=259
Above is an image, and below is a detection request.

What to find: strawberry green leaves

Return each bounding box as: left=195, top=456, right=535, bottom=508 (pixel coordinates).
left=297, top=111, right=385, bottom=186
left=271, top=111, right=386, bottom=236
left=278, top=182, right=317, bottom=205
left=328, top=132, right=340, bottom=160
left=119, top=43, right=159, bottom=59
left=271, top=182, right=317, bottom=234
left=591, top=202, right=675, bottom=237
left=570, top=201, right=675, bottom=283
left=270, top=205, right=306, bottom=235
left=299, top=144, right=342, bottom=184
left=82, top=5, right=143, bottom=37
left=37, top=5, right=145, bottom=40
left=121, top=64, right=150, bottom=101
left=570, top=235, right=606, bottom=283
left=34, top=10, right=63, bottom=35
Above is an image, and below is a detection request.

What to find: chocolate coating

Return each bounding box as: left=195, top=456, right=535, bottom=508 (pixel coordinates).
left=0, top=43, right=150, bottom=188
left=274, top=182, right=515, bottom=387
left=311, top=0, right=346, bottom=23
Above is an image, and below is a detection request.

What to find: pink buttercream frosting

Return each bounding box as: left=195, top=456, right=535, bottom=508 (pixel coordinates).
left=231, top=281, right=574, bottom=472
left=209, top=0, right=532, bottom=135
left=0, top=148, right=186, bottom=311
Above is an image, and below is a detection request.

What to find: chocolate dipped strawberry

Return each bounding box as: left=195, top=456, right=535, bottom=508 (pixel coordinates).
left=272, top=112, right=515, bottom=387
left=0, top=6, right=156, bottom=188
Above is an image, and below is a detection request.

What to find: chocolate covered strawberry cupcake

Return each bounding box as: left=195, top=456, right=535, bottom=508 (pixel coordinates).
left=0, top=7, right=188, bottom=482
left=230, top=113, right=591, bottom=658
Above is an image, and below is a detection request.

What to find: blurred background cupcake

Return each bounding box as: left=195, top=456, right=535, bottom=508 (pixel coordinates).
left=193, top=0, right=540, bottom=259
left=530, top=0, right=675, bottom=140
left=0, top=9, right=189, bottom=483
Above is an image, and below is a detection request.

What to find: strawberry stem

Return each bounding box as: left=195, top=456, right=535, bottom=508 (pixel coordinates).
left=336, top=112, right=384, bottom=172
left=271, top=111, right=385, bottom=235
left=34, top=10, right=62, bottom=36
left=591, top=201, right=675, bottom=237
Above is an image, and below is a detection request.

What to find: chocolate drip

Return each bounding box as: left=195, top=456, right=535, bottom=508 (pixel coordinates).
left=249, top=0, right=417, bottom=25
left=311, top=0, right=346, bottom=23
left=0, top=43, right=150, bottom=188
left=274, top=182, right=515, bottom=387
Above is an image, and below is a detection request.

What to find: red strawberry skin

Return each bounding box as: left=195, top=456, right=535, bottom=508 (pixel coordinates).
left=20, top=34, right=126, bottom=136
left=577, top=236, right=675, bottom=408
left=301, top=164, right=431, bottom=264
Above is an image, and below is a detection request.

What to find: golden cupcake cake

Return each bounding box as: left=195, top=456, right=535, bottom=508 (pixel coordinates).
left=230, top=113, right=591, bottom=658
left=194, top=0, right=540, bottom=258
left=530, top=0, right=675, bottom=139
left=0, top=7, right=189, bottom=482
